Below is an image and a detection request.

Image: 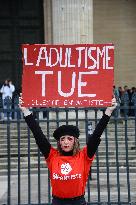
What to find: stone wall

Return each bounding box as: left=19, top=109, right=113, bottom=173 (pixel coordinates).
left=93, top=0, right=136, bottom=87
left=43, top=0, right=136, bottom=87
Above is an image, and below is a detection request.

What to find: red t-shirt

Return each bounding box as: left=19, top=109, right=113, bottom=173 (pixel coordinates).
left=46, top=146, right=95, bottom=198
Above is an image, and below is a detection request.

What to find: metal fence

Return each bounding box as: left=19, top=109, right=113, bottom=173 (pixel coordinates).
left=0, top=106, right=136, bottom=205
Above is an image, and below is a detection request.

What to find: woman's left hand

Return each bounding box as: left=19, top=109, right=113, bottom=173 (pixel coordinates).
left=105, top=97, right=118, bottom=116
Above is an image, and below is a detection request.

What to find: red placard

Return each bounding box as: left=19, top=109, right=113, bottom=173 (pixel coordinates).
left=22, top=44, right=114, bottom=107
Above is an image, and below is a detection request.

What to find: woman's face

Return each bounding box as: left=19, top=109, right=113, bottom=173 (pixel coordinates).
left=59, top=135, right=75, bottom=152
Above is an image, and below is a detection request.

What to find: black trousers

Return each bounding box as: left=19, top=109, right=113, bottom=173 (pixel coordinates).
left=52, top=195, right=87, bottom=205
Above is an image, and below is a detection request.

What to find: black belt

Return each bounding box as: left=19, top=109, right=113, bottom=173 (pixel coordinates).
left=52, top=194, right=84, bottom=201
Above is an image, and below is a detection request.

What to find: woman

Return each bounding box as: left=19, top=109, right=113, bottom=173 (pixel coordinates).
left=0, top=79, right=15, bottom=120
left=19, top=97, right=117, bottom=205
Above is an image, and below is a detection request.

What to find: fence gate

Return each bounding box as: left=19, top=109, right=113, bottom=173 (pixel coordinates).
left=0, top=107, right=136, bottom=205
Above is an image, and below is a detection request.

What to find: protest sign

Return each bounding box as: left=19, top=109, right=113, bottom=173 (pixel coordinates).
left=22, top=44, right=114, bottom=107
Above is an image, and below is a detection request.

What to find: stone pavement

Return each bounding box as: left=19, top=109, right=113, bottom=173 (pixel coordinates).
left=0, top=174, right=49, bottom=205
left=0, top=172, right=136, bottom=205
left=0, top=176, right=7, bottom=200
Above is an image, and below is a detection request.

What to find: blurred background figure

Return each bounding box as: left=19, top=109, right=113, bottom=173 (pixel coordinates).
left=131, top=87, right=136, bottom=116
left=0, top=79, right=15, bottom=120
left=12, top=89, right=22, bottom=119
left=113, top=85, right=121, bottom=117
left=0, top=92, right=2, bottom=120
left=121, top=85, right=130, bottom=117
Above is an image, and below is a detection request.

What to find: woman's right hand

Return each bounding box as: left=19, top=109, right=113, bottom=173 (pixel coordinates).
left=19, top=94, right=31, bottom=116
left=18, top=94, right=26, bottom=110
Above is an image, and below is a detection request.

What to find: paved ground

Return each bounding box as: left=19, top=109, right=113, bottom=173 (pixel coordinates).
left=0, top=176, right=7, bottom=199
left=0, top=174, right=49, bottom=205
left=0, top=172, right=136, bottom=205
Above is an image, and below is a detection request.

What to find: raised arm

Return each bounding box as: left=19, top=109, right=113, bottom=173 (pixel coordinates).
left=87, top=98, right=117, bottom=158
left=19, top=98, right=51, bottom=159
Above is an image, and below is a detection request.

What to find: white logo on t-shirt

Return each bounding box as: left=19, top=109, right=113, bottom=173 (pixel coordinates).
left=61, top=163, right=72, bottom=175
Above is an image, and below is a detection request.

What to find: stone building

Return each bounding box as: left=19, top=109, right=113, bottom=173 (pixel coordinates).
left=0, top=0, right=136, bottom=90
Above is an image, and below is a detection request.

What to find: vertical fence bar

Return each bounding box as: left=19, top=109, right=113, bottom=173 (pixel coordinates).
left=37, top=112, right=41, bottom=205
left=85, top=109, right=91, bottom=203
left=105, top=126, right=111, bottom=203
left=75, top=107, right=79, bottom=127
left=27, top=125, right=31, bottom=204
left=47, top=109, right=51, bottom=204
left=65, top=108, right=69, bottom=125
left=7, top=117, right=11, bottom=205
left=38, top=148, right=41, bottom=205
left=95, top=109, right=101, bottom=202
left=17, top=114, right=21, bottom=205
left=114, top=117, right=121, bottom=203
left=56, top=108, right=59, bottom=127
left=124, top=113, right=131, bottom=202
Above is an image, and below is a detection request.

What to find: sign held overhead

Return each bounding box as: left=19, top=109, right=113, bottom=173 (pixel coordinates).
left=22, top=44, right=114, bottom=107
